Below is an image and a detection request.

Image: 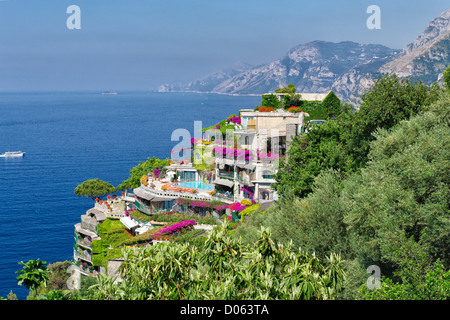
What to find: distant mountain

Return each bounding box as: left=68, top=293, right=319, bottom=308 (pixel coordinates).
left=159, top=9, right=450, bottom=105
left=379, top=9, right=450, bottom=84
left=211, top=41, right=399, bottom=98
left=158, top=62, right=254, bottom=93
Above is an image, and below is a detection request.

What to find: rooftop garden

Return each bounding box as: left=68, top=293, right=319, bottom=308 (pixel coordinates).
left=248, top=85, right=342, bottom=121
left=91, top=218, right=129, bottom=269
left=130, top=208, right=219, bottom=225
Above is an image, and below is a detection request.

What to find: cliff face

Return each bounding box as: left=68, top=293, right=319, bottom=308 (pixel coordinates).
left=212, top=41, right=399, bottom=98
left=404, top=9, right=450, bottom=54
left=159, top=9, right=450, bottom=105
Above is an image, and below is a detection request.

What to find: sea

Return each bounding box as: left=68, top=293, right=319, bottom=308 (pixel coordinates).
left=0, top=91, right=261, bottom=299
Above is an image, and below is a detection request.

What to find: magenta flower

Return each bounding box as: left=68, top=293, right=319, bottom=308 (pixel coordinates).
left=154, top=220, right=197, bottom=237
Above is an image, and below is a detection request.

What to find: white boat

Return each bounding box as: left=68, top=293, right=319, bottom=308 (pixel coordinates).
left=0, top=151, right=26, bottom=158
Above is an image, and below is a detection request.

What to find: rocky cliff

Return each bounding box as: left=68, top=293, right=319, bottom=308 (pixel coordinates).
left=159, top=9, right=450, bottom=105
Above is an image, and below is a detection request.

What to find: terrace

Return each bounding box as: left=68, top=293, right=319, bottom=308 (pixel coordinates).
left=137, top=179, right=235, bottom=204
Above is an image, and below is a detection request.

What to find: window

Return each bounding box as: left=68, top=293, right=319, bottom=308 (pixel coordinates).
left=262, top=170, right=273, bottom=179
left=260, top=190, right=270, bottom=200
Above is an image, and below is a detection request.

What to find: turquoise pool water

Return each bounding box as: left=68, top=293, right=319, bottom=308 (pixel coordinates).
left=176, top=181, right=214, bottom=190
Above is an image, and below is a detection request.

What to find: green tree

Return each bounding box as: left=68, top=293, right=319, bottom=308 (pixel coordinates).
left=443, top=64, right=450, bottom=90
left=246, top=91, right=450, bottom=298
left=117, top=157, right=170, bottom=191
left=275, top=74, right=441, bottom=198
left=276, top=84, right=303, bottom=109
left=359, top=260, right=450, bottom=300
left=342, top=93, right=450, bottom=272
left=16, top=259, right=49, bottom=295
left=74, top=178, right=116, bottom=201
left=275, top=84, right=296, bottom=94
left=46, top=261, right=72, bottom=291
left=321, top=91, right=341, bottom=117
left=275, top=118, right=350, bottom=197
left=261, top=94, right=281, bottom=109
left=344, top=74, right=440, bottom=169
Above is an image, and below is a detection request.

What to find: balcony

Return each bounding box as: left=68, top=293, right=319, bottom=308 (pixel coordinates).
left=74, top=234, right=92, bottom=249
left=74, top=251, right=92, bottom=263
left=214, top=191, right=234, bottom=201
left=218, top=170, right=234, bottom=179
left=236, top=175, right=250, bottom=185
left=73, top=261, right=99, bottom=276
left=134, top=200, right=152, bottom=215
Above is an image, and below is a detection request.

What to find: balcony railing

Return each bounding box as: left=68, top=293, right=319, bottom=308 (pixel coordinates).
left=74, top=247, right=92, bottom=263
left=218, top=170, right=234, bottom=179
left=236, top=175, right=250, bottom=185
left=214, top=192, right=234, bottom=201
left=73, top=262, right=99, bottom=276
left=75, top=237, right=93, bottom=249
left=74, top=252, right=92, bottom=263
left=134, top=200, right=152, bottom=215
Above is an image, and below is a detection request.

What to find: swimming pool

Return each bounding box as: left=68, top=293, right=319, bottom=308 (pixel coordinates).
left=175, top=181, right=214, bottom=190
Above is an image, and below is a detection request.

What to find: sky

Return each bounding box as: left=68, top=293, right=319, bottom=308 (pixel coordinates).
left=0, top=0, right=448, bottom=91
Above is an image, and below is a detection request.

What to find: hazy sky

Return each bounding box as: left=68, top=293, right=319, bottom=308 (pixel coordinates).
left=0, top=0, right=448, bottom=91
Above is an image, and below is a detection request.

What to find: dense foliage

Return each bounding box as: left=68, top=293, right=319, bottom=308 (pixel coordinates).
left=275, top=74, right=441, bottom=198
left=11, top=72, right=449, bottom=301
left=74, top=179, right=116, bottom=200
left=321, top=91, right=341, bottom=117
left=89, top=221, right=345, bottom=300
left=443, top=64, right=450, bottom=90
left=117, top=157, right=170, bottom=191
left=16, top=259, right=49, bottom=293
left=236, top=90, right=450, bottom=299
left=261, top=93, right=281, bottom=109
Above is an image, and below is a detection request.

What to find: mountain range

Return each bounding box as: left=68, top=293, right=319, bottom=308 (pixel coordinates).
left=158, top=9, right=450, bottom=105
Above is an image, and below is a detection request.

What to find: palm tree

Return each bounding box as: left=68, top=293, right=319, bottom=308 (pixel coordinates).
left=16, top=259, right=49, bottom=295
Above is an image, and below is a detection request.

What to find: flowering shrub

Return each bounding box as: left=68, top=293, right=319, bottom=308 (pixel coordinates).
left=153, top=169, right=161, bottom=178
left=154, top=220, right=197, bottom=237
left=257, top=150, right=282, bottom=161
left=125, top=209, right=137, bottom=217
left=257, top=106, right=274, bottom=112
left=227, top=116, right=241, bottom=125
left=212, top=147, right=254, bottom=160
left=229, top=202, right=246, bottom=212
left=240, top=199, right=252, bottom=206
left=288, top=106, right=302, bottom=113
left=213, top=203, right=228, bottom=211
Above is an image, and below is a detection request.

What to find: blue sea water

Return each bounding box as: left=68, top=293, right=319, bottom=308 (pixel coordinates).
left=0, top=91, right=260, bottom=299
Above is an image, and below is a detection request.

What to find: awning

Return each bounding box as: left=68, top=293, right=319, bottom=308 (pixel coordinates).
left=150, top=196, right=176, bottom=202
left=120, top=216, right=139, bottom=230
left=134, top=187, right=176, bottom=202
left=213, top=178, right=234, bottom=188
left=87, top=208, right=107, bottom=221
left=223, top=159, right=235, bottom=166
left=235, top=162, right=246, bottom=169
left=133, top=187, right=154, bottom=201
left=244, top=164, right=256, bottom=170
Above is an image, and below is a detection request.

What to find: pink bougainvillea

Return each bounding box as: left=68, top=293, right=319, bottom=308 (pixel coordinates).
left=154, top=220, right=197, bottom=237
left=227, top=116, right=241, bottom=125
